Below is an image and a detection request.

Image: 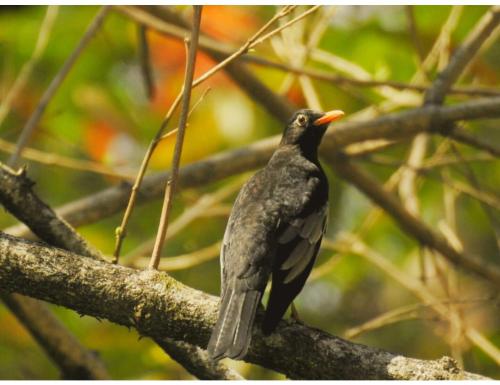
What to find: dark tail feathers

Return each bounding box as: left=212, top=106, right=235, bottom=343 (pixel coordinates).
left=207, top=289, right=261, bottom=361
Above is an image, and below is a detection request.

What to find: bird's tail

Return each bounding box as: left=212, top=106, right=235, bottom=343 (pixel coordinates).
left=207, top=289, right=261, bottom=361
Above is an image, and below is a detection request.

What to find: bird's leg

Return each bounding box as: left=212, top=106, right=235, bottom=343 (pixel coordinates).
left=290, top=302, right=302, bottom=323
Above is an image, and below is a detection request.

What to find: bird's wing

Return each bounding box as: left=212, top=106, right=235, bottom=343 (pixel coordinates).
left=277, top=202, right=328, bottom=283
left=262, top=200, right=328, bottom=334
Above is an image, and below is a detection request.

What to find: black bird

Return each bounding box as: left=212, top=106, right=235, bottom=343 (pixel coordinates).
left=207, top=109, right=344, bottom=361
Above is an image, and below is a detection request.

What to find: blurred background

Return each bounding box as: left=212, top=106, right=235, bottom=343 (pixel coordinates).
left=0, top=5, right=499, bottom=380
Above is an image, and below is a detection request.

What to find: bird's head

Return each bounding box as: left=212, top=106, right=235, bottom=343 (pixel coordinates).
left=281, top=109, right=345, bottom=155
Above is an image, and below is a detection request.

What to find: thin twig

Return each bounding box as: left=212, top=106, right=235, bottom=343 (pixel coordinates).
left=0, top=6, right=59, bottom=127
left=412, top=6, right=464, bottom=84
left=137, top=24, right=155, bottom=100
left=8, top=6, right=111, bottom=168
left=445, top=175, right=500, bottom=213
left=112, top=88, right=210, bottom=262
left=7, top=96, right=500, bottom=244
left=312, top=141, right=457, bottom=284
left=122, top=176, right=243, bottom=264
left=399, top=5, right=468, bottom=215
left=448, top=143, right=500, bottom=250
left=112, top=5, right=316, bottom=262
left=118, top=6, right=500, bottom=98
left=405, top=6, right=426, bottom=76
left=399, top=4, right=499, bottom=232
left=0, top=137, right=136, bottom=180
left=327, top=234, right=500, bottom=365
left=344, top=303, right=421, bottom=339
left=329, top=154, right=500, bottom=287
left=248, top=56, right=500, bottom=96
left=425, top=5, right=500, bottom=105
left=133, top=241, right=221, bottom=271
left=118, top=5, right=295, bottom=122
left=446, top=127, right=500, bottom=157
left=149, top=6, right=203, bottom=270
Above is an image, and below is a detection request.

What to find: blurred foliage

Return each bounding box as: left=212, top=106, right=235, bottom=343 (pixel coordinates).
left=0, top=5, right=499, bottom=380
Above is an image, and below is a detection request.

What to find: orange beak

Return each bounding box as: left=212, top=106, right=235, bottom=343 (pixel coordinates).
left=313, top=110, right=345, bottom=126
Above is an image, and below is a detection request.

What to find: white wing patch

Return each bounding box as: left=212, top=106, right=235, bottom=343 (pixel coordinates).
left=220, top=223, right=231, bottom=295
left=278, top=204, right=328, bottom=284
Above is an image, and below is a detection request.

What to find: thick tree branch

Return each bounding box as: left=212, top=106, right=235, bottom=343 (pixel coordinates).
left=0, top=163, right=102, bottom=260
left=0, top=164, right=109, bottom=379
left=6, top=97, right=500, bottom=241
left=0, top=163, right=240, bottom=380
left=0, top=232, right=488, bottom=380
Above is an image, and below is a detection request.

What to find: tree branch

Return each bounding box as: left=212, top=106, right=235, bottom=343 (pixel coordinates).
left=0, top=164, right=109, bottom=379
left=0, top=232, right=488, bottom=380
left=0, top=163, right=102, bottom=260
left=0, top=163, right=241, bottom=380
left=124, top=6, right=500, bottom=98
left=0, top=293, right=110, bottom=380
left=8, top=6, right=111, bottom=168
left=150, top=5, right=202, bottom=269
left=425, top=6, right=500, bottom=105
left=6, top=97, right=500, bottom=241
left=328, top=154, right=500, bottom=287
left=117, top=5, right=294, bottom=123
left=445, top=126, right=500, bottom=157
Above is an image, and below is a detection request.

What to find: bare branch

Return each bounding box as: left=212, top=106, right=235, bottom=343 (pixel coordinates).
left=0, top=137, right=136, bottom=180
left=112, top=5, right=303, bottom=262
left=149, top=6, right=203, bottom=270
left=328, top=154, right=500, bottom=287
left=6, top=97, right=500, bottom=242
left=153, top=337, right=244, bottom=380
left=122, top=7, right=500, bottom=98
left=137, top=24, right=155, bottom=100
left=445, top=126, right=500, bottom=157
left=8, top=6, right=111, bottom=168
left=117, top=5, right=295, bottom=123
left=425, top=6, right=500, bottom=105
left=0, top=163, right=102, bottom=260
left=327, top=234, right=500, bottom=365
left=0, top=233, right=489, bottom=380
left=0, top=6, right=59, bottom=127
left=1, top=293, right=110, bottom=380
left=0, top=158, right=109, bottom=380
left=0, top=161, right=239, bottom=380
left=405, top=6, right=426, bottom=72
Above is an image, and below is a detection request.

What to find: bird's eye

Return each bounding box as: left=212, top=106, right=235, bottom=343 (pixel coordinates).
left=296, top=114, right=307, bottom=126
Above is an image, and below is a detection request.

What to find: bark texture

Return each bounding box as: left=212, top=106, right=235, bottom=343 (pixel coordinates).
left=0, top=232, right=488, bottom=380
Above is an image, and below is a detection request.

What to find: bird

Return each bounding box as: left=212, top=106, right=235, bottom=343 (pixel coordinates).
left=207, top=108, right=345, bottom=361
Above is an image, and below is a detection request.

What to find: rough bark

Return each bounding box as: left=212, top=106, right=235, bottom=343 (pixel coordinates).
left=0, top=232, right=488, bottom=380
left=0, top=163, right=102, bottom=260
left=0, top=163, right=241, bottom=380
